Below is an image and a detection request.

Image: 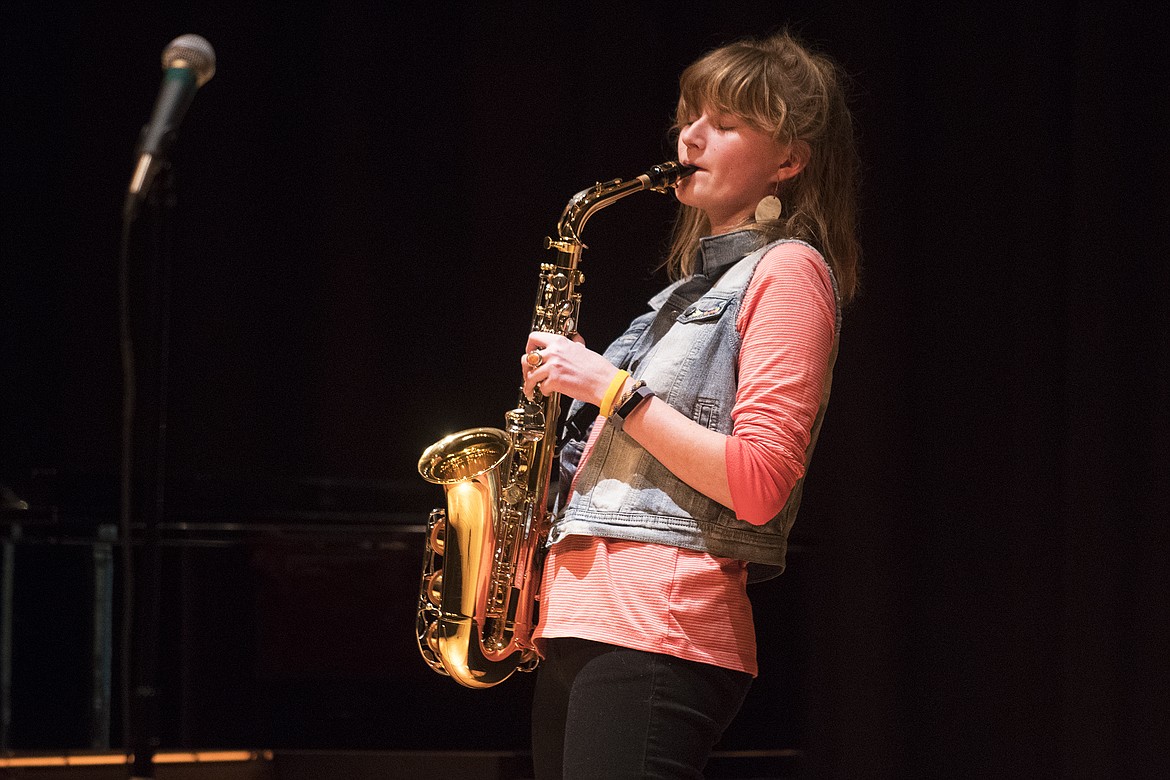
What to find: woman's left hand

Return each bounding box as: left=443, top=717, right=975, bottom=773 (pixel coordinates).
left=521, top=332, right=622, bottom=405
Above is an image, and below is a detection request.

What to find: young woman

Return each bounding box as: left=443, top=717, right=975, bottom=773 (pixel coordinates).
left=520, top=29, right=860, bottom=779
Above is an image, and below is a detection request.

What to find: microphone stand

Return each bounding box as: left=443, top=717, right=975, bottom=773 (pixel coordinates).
left=120, top=157, right=175, bottom=780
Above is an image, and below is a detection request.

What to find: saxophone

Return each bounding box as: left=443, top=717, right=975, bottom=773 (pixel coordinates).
left=415, top=160, right=696, bottom=688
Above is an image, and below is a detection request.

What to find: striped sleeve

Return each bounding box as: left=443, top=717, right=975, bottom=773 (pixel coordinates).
left=724, top=243, right=836, bottom=525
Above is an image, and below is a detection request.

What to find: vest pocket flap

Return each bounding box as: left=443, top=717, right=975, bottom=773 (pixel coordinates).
left=677, top=296, right=732, bottom=323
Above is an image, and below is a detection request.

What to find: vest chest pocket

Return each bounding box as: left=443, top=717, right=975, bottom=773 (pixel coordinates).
left=677, top=295, right=732, bottom=324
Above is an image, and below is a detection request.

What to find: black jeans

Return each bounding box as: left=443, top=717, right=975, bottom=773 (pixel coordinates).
left=531, top=637, right=753, bottom=779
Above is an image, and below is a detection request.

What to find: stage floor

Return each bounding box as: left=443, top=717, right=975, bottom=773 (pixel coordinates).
left=0, top=748, right=803, bottom=779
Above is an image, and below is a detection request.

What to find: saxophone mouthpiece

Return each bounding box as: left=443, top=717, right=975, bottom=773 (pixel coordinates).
left=640, top=161, right=698, bottom=192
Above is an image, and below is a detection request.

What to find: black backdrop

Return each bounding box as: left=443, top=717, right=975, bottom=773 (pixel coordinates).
left=2, top=1, right=1167, bottom=777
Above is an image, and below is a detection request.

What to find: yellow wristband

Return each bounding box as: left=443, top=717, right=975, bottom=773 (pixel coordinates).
left=599, top=369, right=630, bottom=418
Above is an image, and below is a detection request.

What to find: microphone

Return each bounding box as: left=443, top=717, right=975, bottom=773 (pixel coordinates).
left=126, top=34, right=216, bottom=209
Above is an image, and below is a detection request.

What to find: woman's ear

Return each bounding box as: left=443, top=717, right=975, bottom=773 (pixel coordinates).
left=776, top=140, right=811, bottom=182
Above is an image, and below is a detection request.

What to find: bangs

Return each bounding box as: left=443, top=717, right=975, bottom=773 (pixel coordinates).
left=675, top=46, right=785, bottom=138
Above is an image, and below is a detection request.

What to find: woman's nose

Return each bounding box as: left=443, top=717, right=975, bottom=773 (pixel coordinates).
left=680, top=118, right=704, bottom=148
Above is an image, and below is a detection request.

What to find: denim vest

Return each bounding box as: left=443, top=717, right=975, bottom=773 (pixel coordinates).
left=552, top=229, right=840, bottom=582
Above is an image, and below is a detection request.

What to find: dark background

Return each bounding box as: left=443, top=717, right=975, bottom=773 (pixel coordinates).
left=2, top=1, right=1167, bottom=777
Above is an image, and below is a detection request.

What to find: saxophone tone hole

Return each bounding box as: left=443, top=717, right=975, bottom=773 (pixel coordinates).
left=424, top=621, right=442, bottom=656
left=429, top=520, right=446, bottom=555
left=426, top=571, right=444, bottom=607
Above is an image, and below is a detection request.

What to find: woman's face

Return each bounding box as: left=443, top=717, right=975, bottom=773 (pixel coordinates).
left=675, top=108, right=791, bottom=234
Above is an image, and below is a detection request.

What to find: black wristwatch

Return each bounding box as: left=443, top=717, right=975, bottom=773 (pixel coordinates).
left=611, top=385, right=655, bottom=432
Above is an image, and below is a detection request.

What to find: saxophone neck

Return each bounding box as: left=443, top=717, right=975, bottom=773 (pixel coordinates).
left=553, top=161, right=696, bottom=245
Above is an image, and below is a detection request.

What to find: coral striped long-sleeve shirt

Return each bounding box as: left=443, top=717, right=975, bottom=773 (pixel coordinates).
left=532, top=242, right=837, bottom=674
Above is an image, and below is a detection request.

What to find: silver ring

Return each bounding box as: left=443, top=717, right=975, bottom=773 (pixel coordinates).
left=526, top=349, right=545, bottom=368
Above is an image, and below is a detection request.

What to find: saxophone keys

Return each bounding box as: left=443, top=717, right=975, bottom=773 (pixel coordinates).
left=504, top=483, right=526, bottom=505
left=423, top=620, right=443, bottom=656
left=545, top=238, right=581, bottom=254
left=426, top=570, right=444, bottom=607
left=428, top=518, right=446, bottom=555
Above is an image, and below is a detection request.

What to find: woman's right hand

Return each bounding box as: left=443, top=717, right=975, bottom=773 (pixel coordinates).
left=520, top=332, right=626, bottom=407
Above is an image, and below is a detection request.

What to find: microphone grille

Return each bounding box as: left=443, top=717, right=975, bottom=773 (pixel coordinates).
left=162, top=34, right=216, bottom=87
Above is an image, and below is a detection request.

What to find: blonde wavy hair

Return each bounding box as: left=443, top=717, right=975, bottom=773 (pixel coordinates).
left=667, top=30, right=860, bottom=304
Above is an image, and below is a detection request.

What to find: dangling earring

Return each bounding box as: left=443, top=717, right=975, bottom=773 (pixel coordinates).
left=755, top=182, right=782, bottom=222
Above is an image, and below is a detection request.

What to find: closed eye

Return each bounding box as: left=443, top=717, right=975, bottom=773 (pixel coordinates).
left=709, top=113, right=737, bottom=132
